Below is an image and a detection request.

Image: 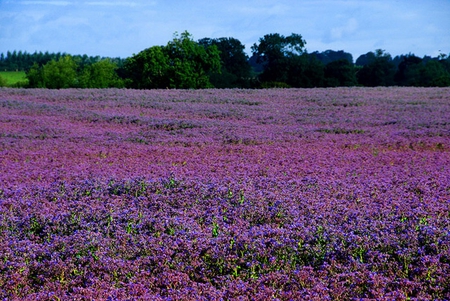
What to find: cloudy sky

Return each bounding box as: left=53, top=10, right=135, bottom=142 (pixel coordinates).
left=1, top=0, right=449, bottom=61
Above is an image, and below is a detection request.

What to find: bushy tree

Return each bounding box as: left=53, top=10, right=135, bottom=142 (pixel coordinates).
left=198, top=37, right=251, bottom=88
left=26, top=62, right=45, bottom=87
left=27, top=55, right=77, bottom=89
left=357, top=49, right=395, bottom=86
left=124, top=46, right=170, bottom=89
left=165, top=31, right=221, bottom=88
left=325, top=59, right=357, bottom=87
left=392, top=54, right=450, bottom=87
left=27, top=56, right=123, bottom=88
left=394, top=54, right=423, bottom=86
left=355, top=52, right=376, bottom=66
left=79, top=59, right=124, bottom=88
left=45, top=56, right=77, bottom=88
left=251, top=33, right=306, bottom=85
left=125, top=31, right=221, bottom=89
left=285, top=54, right=325, bottom=88
left=310, top=50, right=353, bottom=65
left=420, top=60, right=450, bottom=87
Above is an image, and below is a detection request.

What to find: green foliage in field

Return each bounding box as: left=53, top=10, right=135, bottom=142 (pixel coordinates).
left=27, top=56, right=124, bottom=89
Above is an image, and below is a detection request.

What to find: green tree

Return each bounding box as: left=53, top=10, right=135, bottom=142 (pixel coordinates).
left=26, top=55, right=77, bottom=88
left=251, top=33, right=306, bottom=85
left=355, top=52, right=376, bottom=66
left=284, top=54, right=325, bottom=88
left=324, top=59, right=357, bottom=86
left=165, top=31, right=221, bottom=88
left=125, top=31, right=221, bottom=89
left=79, top=59, right=124, bottom=88
left=394, top=54, right=423, bottom=86
left=124, top=45, right=170, bottom=89
left=42, top=55, right=77, bottom=89
left=198, top=37, right=251, bottom=88
left=26, top=62, right=45, bottom=87
left=310, top=50, right=353, bottom=65
left=420, top=60, right=450, bottom=86
left=357, top=49, right=395, bottom=86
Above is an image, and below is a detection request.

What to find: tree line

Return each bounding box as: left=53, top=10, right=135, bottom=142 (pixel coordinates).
left=0, top=51, right=124, bottom=72
left=1, top=31, right=449, bottom=89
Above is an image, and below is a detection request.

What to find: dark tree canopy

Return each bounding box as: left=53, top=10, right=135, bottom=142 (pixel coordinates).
left=124, top=46, right=170, bottom=89
left=282, top=54, right=325, bottom=88
left=251, top=33, right=306, bottom=64
left=420, top=60, right=450, bottom=87
left=125, top=31, right=221, bottom=89
left=355, top=52, right=377, bottom=66
left=251, top=33, right=307, bottom=85
left=310, top=50, right=353, bottom=65
left=325, top=59, right=357, bottom=87
left=357, top=50, right=396, bottom=87
left=394, top=54, right=423, bottom=86
left=198, top=37, right=251, bottom=88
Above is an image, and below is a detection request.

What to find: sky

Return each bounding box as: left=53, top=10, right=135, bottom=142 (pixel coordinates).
left=1, top=0, right=449, bottom=61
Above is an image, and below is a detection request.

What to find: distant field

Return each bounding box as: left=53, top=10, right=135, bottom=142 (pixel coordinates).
left=0, top=71, right=27, bottom=86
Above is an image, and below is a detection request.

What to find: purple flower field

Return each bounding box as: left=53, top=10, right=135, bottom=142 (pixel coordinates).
left=1, top=87, right=450, bottom=300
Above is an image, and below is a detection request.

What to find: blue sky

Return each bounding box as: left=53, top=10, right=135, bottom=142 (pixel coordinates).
left=1, top=0, right=449, bottom=60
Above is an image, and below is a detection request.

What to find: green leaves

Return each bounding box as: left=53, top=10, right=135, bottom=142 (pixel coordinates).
left=26, top=56, right=123, bottom=88
left=251, top=33, right=319, bottom=87
left=198, top=37, right=251, bottom=88
left=124, top=45, right=170, bottom=89
left=26, top=56, right=77, bottom=89
left=79, top=59, right=124, bottom=88
left=125, top=31, right=222, bottom=89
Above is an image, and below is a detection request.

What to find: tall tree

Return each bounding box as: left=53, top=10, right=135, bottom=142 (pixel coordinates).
left=124, top=46, right=170, bottom=89
left=198, top=37, right=251, bottom=88
left=355, top=52, right=376, bottom=66
left=394, top=54, right=423, bottom=86
left=43, top=56, right=78, bottom=89
left=125, top=31, right=221, bottom=89
left=420, top=60, right=450, bottom=87
left=324, top=59, right=357, bottom=86
left=285, top=54, right=325, bottom=88
left=251, top=33, right=306, bottom=84
left=165, top=31, right=221, bottom=88
left=79, top=59, right=124, bottom=88
left=26, top=63, right=44, bottom=87
left=357, top=49, right=395, bottom=86
left=26, top=55, right=77, bottom=88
